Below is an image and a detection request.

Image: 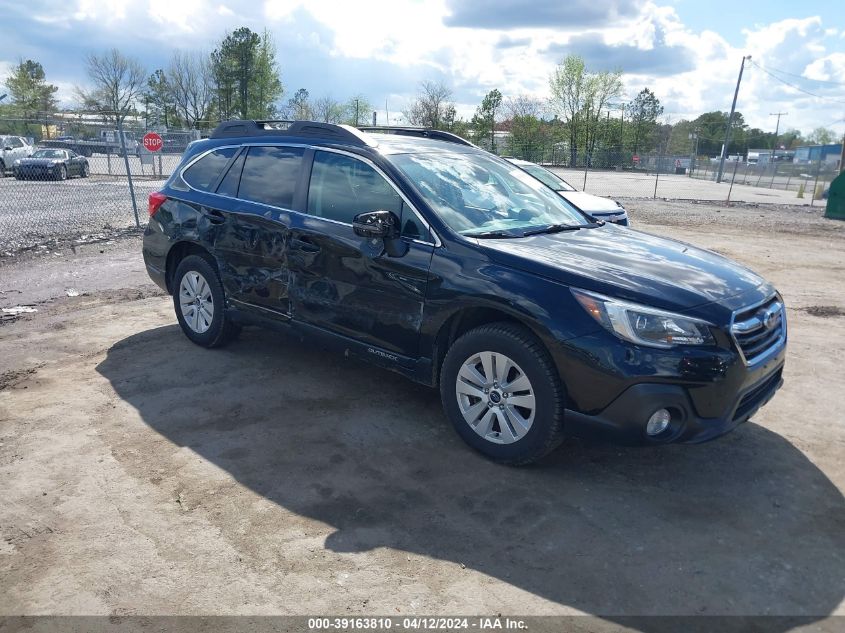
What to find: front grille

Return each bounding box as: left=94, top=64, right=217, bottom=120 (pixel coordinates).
left=733, top=369, right=783, bottom=421
left=731, top=295, right=786, bottom=364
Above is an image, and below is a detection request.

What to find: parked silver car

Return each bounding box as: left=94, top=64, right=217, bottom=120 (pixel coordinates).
left=0, top=135, right=34, bottom=176
left=506, top=158, right=629, bottom=225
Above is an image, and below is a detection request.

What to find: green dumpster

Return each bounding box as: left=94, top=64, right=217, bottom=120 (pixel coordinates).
left=825, top=171, right=845, bottom=220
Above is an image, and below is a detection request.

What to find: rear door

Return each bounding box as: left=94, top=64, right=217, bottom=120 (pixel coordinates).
left=288, top=149, right=435, bottom=359
left=209, top=145, right=306, bottom=317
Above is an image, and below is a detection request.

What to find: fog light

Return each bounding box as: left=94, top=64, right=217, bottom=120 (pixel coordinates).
left=646, top=409, right=671, bottom=436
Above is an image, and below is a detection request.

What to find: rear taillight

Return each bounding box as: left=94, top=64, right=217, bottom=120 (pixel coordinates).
left=148, top=191, right=167, bottom=217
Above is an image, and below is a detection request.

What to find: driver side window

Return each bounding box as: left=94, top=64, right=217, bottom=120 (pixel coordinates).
left=307, top=151, right=430, bottom=241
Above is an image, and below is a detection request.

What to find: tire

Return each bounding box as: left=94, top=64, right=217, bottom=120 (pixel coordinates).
left=172, top=254, right=239, bottom=348
left=57, top=165, right=67, bottom=181
left=0, top=161, right=5, bottom=178
left=81, top=163, right=90, bottom=178
left=440, top=322, right=566, bottom=465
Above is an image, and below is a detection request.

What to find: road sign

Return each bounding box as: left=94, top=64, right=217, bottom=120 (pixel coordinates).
left=142, top=132, right=163, bottom=153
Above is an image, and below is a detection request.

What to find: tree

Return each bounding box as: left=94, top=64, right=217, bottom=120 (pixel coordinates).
left=504, top=95, right=546, bottom=161
left=549, top=55, right=622, bottom=165
left=405, top=81, right=454, bottom=129
left=625, top=88, right=663, bottom=154
left=470, top=88, right=502, bottom=151
left=145, top=69, right=172, bottom=128
left=808, top=127, right=836, bottom=145
left=77, top=49, right=146, bottom=124
left=4, top=59, right=58, bottom=120
left=249, top=30, right=283, bottom=119
left=168, top=51, right=215, bottom=129
left=344, top=95, right=373, bottom=126
left=313, top=95, right=345, bottom=123
left=210, top=27, right=283, bottom=121
left=286, top=88, right=312, bottom=120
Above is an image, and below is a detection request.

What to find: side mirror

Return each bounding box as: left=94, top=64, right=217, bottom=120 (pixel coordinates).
left=353, top=210, right=399, bottom=240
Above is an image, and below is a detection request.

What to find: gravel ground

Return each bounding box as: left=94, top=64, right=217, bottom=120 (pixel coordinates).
left=0, top=200, right=843, bottom=625
left=0, top=176, right=162, bottom=254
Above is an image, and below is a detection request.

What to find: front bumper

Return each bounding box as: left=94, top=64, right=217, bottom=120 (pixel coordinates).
left=562, top=344, right=785, bottom=445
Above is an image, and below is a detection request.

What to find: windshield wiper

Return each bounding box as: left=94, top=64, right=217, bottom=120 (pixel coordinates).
left=522, top=223, right=594, bottom=237
left=463, top=229, right=522, bottom=239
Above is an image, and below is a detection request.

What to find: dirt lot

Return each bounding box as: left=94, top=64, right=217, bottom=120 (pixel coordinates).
left=1, top=200, right=844, bottom=626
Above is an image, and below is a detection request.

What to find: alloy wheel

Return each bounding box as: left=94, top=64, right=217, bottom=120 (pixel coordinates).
left=455, top=351, right=536, bottom=444
left=179, top=270, right=214, bottom=334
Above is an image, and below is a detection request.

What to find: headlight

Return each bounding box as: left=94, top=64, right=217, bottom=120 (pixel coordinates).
left=572, top=289, right=714, bottom=348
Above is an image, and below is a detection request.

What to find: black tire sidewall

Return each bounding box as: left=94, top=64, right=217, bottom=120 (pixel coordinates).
left=172, top=255, right=230, bottom=348
left=440, top=324, right=565, bottom=464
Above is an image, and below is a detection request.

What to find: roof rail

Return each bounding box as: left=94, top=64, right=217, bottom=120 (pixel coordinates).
left=358, top=126, right=477, bottom=148
left=209, top=120, right=377, bottom=147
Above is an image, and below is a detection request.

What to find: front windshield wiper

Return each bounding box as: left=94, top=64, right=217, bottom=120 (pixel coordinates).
left=521, top=223, right=596, bottom=237
left=462, top=229, right=522, bottom=239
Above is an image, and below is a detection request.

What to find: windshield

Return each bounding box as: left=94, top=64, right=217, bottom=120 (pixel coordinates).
left=520, top=163, right=576, bottom=192
left=31, top=149, right=66, bottom=159
left=390, top=151, right=588, bottom=235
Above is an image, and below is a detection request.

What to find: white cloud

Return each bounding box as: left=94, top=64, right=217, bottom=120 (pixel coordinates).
left=2, top=0, right=843, bottom=136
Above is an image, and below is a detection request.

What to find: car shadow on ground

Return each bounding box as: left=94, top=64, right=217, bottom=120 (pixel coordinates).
left=95, top=324, right=844, bottom=629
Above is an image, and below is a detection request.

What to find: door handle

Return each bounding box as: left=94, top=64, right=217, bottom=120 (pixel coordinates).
left=203, top=209, right=226, bottom=224
left=291, top=237, right=320, bottom=253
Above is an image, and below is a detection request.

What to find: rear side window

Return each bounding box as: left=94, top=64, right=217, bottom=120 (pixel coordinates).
left=238, top=146, right=305, bottom=208
left=182, top=147, right=238, bottom=191
left=216, top=151, right=245, bottom=198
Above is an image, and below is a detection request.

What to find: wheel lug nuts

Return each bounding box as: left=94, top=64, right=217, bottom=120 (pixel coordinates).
left=487, top=402, right=494, bottom=408
left=503, top=393, right=509, bottom=398
left=499, top=405, right=504, bottom=410
left=483, top=388, right=489, bottom=394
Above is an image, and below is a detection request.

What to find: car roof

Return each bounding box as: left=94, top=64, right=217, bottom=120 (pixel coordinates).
left=195, top=120, right=479, bottom=158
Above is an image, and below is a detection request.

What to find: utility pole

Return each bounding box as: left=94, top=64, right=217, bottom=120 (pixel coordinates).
left=717, top=55, right=751, bottom=183
left=840, top=129, right=845, bottom=173
left=769, top=111, right=787, bottom=162
left=689, top=129, right=700, bottom=176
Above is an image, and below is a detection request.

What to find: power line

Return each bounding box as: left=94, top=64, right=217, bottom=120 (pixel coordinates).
left=762, top=65, right=845, bottom=87
left=747, top=59, right=845, bottom=105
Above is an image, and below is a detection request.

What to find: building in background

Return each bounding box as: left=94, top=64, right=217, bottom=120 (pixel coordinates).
left=793, top=144, right=842, bottom=169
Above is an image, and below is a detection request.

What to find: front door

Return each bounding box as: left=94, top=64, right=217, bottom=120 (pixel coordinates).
left=288, top=150, right=435, bottom=359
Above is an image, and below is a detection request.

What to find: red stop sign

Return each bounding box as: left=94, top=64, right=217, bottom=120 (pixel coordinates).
left=143, top=132, right=163, bottom=152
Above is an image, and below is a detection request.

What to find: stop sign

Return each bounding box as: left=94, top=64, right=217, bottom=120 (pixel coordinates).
left=143, top=132, right=163, bottom=152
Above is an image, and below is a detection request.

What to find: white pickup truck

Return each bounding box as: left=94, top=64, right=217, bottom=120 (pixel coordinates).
left=0, top=135, right=34, bottom=176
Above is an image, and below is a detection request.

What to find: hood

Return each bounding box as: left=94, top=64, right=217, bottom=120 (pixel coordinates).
left=478, top=224, right=771, bottom=318
left=558, top=191, right=622, bottom=213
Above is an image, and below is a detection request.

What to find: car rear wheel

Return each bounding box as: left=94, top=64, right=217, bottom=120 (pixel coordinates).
left=57, top=165, right=67, bottom=181
left=0, top=161, right=5, bottom=178
left=440, top=322, right=566, bottom=465
left=173, top=254, right=239, bottom=348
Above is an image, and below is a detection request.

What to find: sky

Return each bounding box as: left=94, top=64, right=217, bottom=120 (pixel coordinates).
left=1, top=0, right=844, bottom=138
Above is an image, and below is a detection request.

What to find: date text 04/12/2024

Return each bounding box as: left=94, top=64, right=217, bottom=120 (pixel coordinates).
left=308, top=617, right=527, bottom=630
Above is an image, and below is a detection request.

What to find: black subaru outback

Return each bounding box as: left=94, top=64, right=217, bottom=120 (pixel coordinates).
left=143, top=121, right=786, bottom=465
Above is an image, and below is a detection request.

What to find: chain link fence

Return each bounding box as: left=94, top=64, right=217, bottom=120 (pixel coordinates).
left=500, top=142, right=835, bottom=206
left=1, top=118, right=838, bottom=255
left=0, top=116, right=186, bottom=254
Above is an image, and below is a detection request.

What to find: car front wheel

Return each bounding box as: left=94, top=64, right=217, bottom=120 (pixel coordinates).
left=172, top=254, right=239, bottom=348
left=440, top=322, right=566, bottom=465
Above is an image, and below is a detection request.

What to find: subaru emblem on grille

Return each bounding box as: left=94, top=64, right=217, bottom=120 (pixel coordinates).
left=761, top=305, right=779, bottom=330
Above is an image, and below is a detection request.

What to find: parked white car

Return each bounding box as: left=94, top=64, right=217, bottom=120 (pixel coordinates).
left=506, top=158, right=630, bottom=225
left=0, top=136, right=34, bottom=176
